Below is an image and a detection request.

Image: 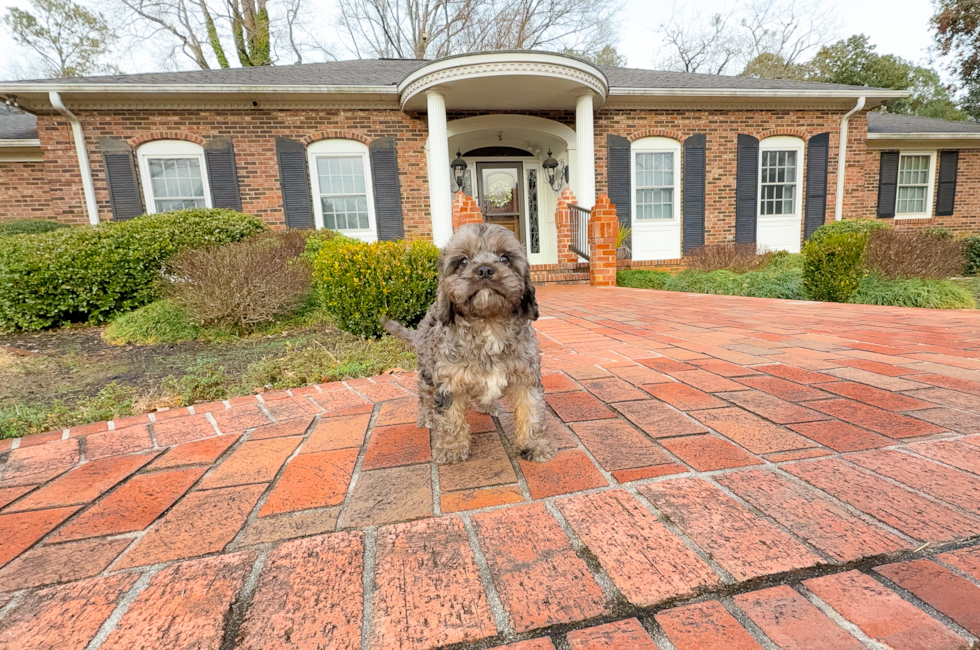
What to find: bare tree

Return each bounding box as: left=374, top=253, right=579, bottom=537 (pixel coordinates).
left=653, top=0, right=838, bottom=77
left=336, top=0, right=622, bottom=61
left=654, top=7, right=741, bottom=74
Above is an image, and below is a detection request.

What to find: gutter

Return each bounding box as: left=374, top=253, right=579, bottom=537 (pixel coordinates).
left=2, top=83, right=397, bottom=95
left=867, top=132, right=980, bottom=140
left=49, top=91, right=99, bottom=225
left=835, top=96, right=866, bottom=221
left=0, top=139, right=41, bottom=147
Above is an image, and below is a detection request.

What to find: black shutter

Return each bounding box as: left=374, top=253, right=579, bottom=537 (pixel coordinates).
left=936, top=151, right=959, bottom=217
left=275, top=136, right=314, bottom=230
left=876, top=151, right=900, bottom=218
left=370, top=138, right=404, bottom=241
left=683, top=134, right=707, bottom=253
left=607, top=134, right=631, bottom=228
left=804, top=132, right=830, bottom=240
left=99, top=138, right=143, bottom=220
left=204, top=137, right=242, bottom=211
left=735, top=134, right=759, bottom=244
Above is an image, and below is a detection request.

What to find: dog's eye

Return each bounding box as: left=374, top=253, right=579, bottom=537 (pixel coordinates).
left=498, top=255, right=509, bottom=264
left=459, top=259, right=468, bottom=269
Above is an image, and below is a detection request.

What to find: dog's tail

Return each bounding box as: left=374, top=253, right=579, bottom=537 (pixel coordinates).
left=381, top=317, right=416, bottom=348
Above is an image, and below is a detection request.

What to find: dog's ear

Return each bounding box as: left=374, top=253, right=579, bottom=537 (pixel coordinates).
left=517, top=269, right=539, bottom=321
left=432, top=287, right=457, bottom=326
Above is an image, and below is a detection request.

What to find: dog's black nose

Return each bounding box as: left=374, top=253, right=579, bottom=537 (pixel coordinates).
left=476, top=265, right=495, bottom=279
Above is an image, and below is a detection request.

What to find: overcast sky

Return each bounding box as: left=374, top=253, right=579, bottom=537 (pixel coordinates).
left=0, top=0, right=942, bottom=78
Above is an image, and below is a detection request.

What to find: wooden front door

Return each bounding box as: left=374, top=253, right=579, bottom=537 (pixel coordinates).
left=476, top=162, right=524, bottom=242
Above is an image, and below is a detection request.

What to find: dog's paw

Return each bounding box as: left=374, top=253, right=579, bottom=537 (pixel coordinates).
left=474, top=401, right=502, bottom=417
left=433, top=446, right=470, bottom=464
left=520, top=440, right=556, bottom=463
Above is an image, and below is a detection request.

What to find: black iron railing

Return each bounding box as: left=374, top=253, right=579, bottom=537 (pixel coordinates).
left=568, top=204, right=591, bottom=260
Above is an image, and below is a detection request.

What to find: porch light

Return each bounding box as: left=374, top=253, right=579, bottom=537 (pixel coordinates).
left=450, top=150, right=468, bottom=192
left=542, top=149, right=568, bottom=192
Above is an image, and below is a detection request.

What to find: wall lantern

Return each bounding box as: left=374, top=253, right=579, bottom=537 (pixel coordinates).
left=450, top=150, right=468, bottom=192
left=542, top=149, right=568, bottom=192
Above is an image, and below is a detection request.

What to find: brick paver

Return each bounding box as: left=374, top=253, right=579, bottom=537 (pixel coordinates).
left=804, top=570, right=969, bottom=650
left=3, top=287, right=980, bottom=648
left=238, top=532, right=363, bottom=650
left=472, top=502, right=607, bottom=632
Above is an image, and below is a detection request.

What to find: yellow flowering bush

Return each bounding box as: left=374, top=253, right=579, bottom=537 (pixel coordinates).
left=312, top=237, right=439, bottom=337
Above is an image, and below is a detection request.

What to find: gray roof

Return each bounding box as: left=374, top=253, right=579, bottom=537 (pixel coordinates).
left=0, top=104, right=37, bottom=140
left=7, top=56, right=886, bottom=93
left=599, top=66, right=882, bottom=92
left=868, top=112, right=980, bottom=134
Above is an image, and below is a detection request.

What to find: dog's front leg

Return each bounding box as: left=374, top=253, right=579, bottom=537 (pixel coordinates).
left=430, top=389, right=471, bottom=464
left=507, top=384, right=556, bottom=462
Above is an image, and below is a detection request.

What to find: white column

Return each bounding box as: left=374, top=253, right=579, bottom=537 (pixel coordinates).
left=426, top=90, right=453, bottom=247
left=575, top=92, right=596, bottom=208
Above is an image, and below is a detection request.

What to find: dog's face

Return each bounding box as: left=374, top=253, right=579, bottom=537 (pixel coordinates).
left=436, top=223, right=538, bottom=322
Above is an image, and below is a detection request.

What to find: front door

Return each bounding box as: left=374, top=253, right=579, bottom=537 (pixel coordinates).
left=476, top=162, right=524, bottom=242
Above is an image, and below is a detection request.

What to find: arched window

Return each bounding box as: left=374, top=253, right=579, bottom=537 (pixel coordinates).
left=137, top=140, right=211, bottom=213
left=307, top=139, right=377, bottom=241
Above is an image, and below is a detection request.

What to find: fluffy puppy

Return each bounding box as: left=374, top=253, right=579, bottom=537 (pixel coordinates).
left=383, top=223, right=556, bottom=464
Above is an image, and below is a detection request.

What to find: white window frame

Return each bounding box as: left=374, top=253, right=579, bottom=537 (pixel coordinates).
left=307, top=139, right=377, bottom=242
left=136, top=140, right=212, bottom=214
left=894, top=150, right=937, bottom=219
left=631, top=136, right=681, bottom=223
left=757, top=136, right=804, bottom=221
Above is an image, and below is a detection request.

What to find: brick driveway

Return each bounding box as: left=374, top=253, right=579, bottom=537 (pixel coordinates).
left=2, top=286, right=980, bottom=649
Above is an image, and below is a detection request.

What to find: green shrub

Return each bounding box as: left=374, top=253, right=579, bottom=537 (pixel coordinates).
left=665, top=269, right=743, bottom=294
left=312, top=238, right=439, bottom=338
left=0, top=219, right=70, bottom=237
left=850, top=276, right=977, bottom=309
left=663, top=267, right=805, bottom=299
left=802, top=223, right=877, bottom=302
left=103, top=299, right=206, bottom=345
left=617, top=269, right=671, bottom=289
left=964, top=235, right=980, bottom=276
left=807, top=218, right=888, bottom=246
left=0, top=209, right=265, bottom=332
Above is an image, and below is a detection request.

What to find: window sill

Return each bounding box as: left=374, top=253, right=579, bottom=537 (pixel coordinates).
left=893, top=214, right=933, bottom=220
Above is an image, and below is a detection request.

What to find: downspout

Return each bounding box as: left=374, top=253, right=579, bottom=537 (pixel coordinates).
left=49, top=91, right=99, bottom=225
left=834, top=96, right=866, bottom=221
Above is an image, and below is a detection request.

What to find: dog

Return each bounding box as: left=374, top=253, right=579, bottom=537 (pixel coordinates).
left=382, top=223, right=556, bottom=465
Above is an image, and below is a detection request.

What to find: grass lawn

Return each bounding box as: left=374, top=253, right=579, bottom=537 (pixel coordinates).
left=0, top=321, right=415, bottom=440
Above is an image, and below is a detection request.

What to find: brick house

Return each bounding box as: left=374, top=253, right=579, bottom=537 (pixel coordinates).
left=2, top=51, right=979, bottom=274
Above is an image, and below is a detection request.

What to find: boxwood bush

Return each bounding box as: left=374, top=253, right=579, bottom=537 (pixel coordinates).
left=0, top=209, right=265, bottom=332
left=312, top=237, right=439, bottom=338
left=0, top=219, right=71, bottom=237
left=802, top=220, right=886, bottom=303
left=965, top=235, right=980, bottom=276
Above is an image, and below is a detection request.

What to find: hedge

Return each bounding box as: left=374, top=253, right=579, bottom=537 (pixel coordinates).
left=312, top=237, right=439, bottom=338
left=0, top=219, right=71, bottom=237
left=0, top=209, right=265, bottom=332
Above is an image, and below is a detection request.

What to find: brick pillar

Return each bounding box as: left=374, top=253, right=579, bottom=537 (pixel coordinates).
left=588, top=193, right=619, bottom=287
left=555, top=186, right=578, bottom=267
left=452, top=191, right=484, bottom=231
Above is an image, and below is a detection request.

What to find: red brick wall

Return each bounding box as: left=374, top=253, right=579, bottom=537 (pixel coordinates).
left=33, top=109, right=434, bottom=239
left=592, top=110, right=876, bottom=246
left=33, top=106, right=973, bottom=246
left=863, top=147, right=980, bottom=235
left=0, top=161, right=52, bottom=220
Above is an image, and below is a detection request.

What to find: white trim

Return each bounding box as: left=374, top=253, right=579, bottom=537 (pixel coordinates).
left=307, top=138, right=378, bottom=242
left=609, top=88, right=907, bottom=99
left=444, top=114, right=577, bottom=150
left=398, top=52, right=607, bottom=108
left=630, top=136, right=682, bottom=261
left=757, top=135, right=805, bottom=253
left=868, top=132, right=980, bottom=140
left=893, top=150, right=937, bottom=220
left=0, top=83, right=397, bottom=95
left=136, top=139, right=212, bottom=214
left=0, top=139, right=40, bottom=148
